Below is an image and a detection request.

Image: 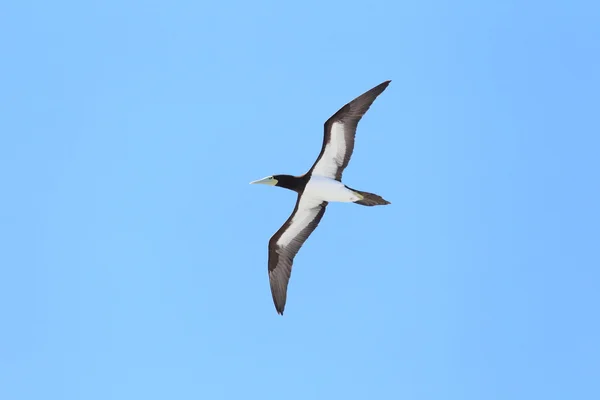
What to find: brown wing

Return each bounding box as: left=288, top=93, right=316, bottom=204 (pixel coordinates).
left=309, top=80, right=391, bottom=180
left=268, top=195, right=328, bottom=315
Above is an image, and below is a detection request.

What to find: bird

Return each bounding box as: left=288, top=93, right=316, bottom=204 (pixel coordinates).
left=250, top=80, right=391, bottom=315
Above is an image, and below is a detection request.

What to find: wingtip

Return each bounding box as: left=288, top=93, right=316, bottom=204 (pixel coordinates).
left=274, top=301, right=285, bottom=315
left=373, top=80, right=391, bottom=93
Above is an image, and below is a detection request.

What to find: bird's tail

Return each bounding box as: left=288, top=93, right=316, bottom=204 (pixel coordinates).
left=347, top=187, right=391, bottom=206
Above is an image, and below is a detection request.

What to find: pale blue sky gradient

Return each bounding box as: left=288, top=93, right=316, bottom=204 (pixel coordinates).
left=1, top=1, right=599, bottom=399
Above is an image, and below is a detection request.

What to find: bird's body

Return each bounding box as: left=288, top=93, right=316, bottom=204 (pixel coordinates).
left=251, top=80, right=392, bottom=314
left=304, top=175, right=363, bottom=203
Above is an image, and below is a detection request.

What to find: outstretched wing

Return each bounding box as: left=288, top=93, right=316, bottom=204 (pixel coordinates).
left=268, top=196, right=328, bottom=315
left=310, top=80, right=391, bottom=181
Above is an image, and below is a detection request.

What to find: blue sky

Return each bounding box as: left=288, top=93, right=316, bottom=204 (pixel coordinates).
left=1, top=1, right=599, bottom=399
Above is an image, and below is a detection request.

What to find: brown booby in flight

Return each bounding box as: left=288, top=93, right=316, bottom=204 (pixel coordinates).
left=251, top=80, right=391, bottom=314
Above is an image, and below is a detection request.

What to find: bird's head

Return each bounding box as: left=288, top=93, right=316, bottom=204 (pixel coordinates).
left=250, top=174, right=303, bottom=192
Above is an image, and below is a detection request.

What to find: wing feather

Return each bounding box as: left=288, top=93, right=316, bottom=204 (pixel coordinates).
left=310, top=80, right=390, bottom=180
left=268, top=196, right=327, bottom=315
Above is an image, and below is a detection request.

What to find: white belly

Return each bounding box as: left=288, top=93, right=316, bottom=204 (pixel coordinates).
left=303, top=175, right=361, bottom=203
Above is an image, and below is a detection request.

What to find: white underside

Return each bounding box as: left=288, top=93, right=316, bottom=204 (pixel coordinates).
left=302, top=175, right=360, bottom=205
left=276, top=175, right=359, bottom=247
left=310, top=122, right=347, bottom=179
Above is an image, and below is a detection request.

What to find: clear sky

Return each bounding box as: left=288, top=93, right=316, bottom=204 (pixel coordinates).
left=1, top=1, right=599, bottom=399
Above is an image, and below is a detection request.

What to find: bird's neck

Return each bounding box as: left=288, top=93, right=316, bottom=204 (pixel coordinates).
left=276, top=175, right=307, bottom=193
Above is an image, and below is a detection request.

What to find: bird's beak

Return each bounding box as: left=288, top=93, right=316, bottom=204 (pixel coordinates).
left=249, top=176, right=278, bottom=186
